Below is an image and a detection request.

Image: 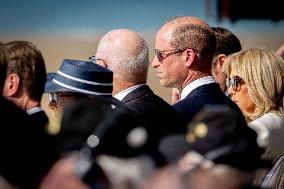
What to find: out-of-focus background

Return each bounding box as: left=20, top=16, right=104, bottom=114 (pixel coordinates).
left=1, top=0, right=284, bottom=104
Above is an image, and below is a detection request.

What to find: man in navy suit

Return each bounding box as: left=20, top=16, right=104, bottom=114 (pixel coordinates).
left=2, top=41, right=49, bottom=129
left=94, top=28, right=186, bottom=166
left=152, top=16, right=245, bottom=124
left=151, top=16, right=264, bottom=176
left=0, top=42, right=58, bottom=189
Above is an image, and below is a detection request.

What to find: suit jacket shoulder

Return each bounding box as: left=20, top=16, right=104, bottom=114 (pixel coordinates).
left=0, top=97, right=58, bottom=189
left=122, top=85, right=186, bottom=133
left=173, top=83, right=245, bottom=123
left=29, top=110, right=49, bottom=130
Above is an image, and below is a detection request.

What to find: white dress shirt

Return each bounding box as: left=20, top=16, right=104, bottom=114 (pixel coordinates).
left=114, top=84, right=146, bottom=101
left=180, top=76, right=216, bottom=100
left=26, top=106, right=43, bottom=115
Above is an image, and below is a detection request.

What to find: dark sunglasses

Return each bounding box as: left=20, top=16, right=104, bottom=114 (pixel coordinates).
left=154, top=48, right=187, bottom=62
left=227, top=76, right=244, bottom=91
left=48, top=92, right=88, bottom=105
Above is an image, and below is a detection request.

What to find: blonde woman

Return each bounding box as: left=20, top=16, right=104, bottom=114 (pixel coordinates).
left=223, top=48, right=284, bottom=162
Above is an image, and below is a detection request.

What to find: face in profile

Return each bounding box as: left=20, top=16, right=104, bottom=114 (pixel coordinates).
left=47, top=92, right=87, bottom=134
left=212, top=55, right=228, bottom=93
left=227, top=75, right=256, bottom=118
left=212, top=66, right=227, bottom=93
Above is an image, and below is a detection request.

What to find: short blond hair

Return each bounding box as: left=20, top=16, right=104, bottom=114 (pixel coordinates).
left=224, top=48, right=284, bottom=120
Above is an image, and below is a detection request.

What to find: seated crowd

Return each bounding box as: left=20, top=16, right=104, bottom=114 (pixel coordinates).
left=1, top=15, right=284, bottom=189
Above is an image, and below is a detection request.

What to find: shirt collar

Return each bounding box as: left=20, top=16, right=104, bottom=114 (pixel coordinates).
left=27, top=106, right=43, bottom=115
left=180, top=76, right=216, bottom=100
left=114, top=84, right=146, bottom=101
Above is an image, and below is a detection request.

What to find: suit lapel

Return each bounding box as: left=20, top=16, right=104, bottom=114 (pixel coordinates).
left=121, top=85, right=151, bottom=103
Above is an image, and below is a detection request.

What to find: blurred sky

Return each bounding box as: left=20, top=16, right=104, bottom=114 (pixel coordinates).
left=1, top=0, right=284, bottom=35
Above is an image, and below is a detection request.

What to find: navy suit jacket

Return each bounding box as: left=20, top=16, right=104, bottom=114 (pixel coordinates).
left=0, top=97, right=58, bottom=189
left=122, top=85, right=187, bottom=166
left=29, top=110, right=49, bottom=130
left=122, top=85, right=186, bottom=134
left=173, top=83, right=246, bottom=124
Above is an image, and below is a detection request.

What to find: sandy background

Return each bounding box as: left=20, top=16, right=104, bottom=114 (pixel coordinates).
left=1, top=30, right=283, bottom=114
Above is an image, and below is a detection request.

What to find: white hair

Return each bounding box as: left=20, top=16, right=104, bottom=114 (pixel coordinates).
left=96, top=30, right=149, bottom=83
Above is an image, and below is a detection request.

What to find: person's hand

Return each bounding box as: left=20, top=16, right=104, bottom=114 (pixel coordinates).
left=39, top=157, right=90, bottom=189
left=177, top=151, right=214, bottom=173
left=171, top=88, right=181, bottom=104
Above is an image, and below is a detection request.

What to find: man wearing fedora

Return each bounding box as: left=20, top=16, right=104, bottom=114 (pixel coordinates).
left=2, top=40, right=49, bottom=130
left=44, top=58, right=160, bottom=188
left=45, top=59, right=145, bottom=156
left=44, top=58, right=114, bottom=133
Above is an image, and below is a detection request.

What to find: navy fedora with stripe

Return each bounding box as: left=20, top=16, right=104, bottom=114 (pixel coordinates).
left=45, top=59, right=113, bottom=96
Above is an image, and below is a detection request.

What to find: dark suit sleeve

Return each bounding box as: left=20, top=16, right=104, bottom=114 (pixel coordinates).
left=0, top=98, right=58, bottom=189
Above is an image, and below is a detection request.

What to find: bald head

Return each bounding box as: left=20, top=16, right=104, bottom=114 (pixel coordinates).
left=167, top=16, right=210, bottom=27
left=156, top=16, right=210, bottom=47
left=158, top=16, right=211, bottom=41
left=96, top=29, right=149, bottom=84
left=156, top=16, right=215, bottom=69
left=97, top=29, right=147, bottom=59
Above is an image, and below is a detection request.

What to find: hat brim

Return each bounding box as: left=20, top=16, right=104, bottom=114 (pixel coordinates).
left=45, top=73, right=73, bottom=93
left=159, top=133, right=189, bottom=163
left=45, top=73, right=126, bottom=107
left=158, top=105, right=265, bottom=171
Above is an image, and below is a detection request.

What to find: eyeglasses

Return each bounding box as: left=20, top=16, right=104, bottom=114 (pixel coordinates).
left=154, top=47, right=200, bottom=62
left=48, top=92, right=86, bottom=105
left=154, top=48, right=187, bottom=62
left=48, top=93, right=59, bottom=104
left=227, top=76, right=244, bottom=91
left=89, top=55, right=107, bottom=68
left=89, top=55, right=96, bottom=63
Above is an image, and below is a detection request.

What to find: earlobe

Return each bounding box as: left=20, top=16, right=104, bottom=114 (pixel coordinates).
left=4, top=74, right=20, bottom=97
left=185, top=49, right=196, bottom=67
left=218, top=54, right=227, bottom=67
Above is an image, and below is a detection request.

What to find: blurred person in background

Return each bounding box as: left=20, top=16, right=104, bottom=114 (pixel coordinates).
left=211, top=26, right=242, bottom=94
left=3, top=40, right=49, bottom=130
left=0, top=42, right=58, bottom=189
left=139, top=163, right=254, bottom=189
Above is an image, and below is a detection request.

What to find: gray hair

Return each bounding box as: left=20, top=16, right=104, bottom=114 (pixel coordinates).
left=170, top=24, right=216, bottom=69
left=97, top=31, right=149, bottom=83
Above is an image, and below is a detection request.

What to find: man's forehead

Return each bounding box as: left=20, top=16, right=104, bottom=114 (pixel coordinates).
left=157, top=25, right=173, bottom=43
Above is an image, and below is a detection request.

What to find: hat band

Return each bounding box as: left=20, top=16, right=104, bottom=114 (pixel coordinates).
left=58, top=70, right=112, bottom=86
left=53, top=79, right=112, bottom=96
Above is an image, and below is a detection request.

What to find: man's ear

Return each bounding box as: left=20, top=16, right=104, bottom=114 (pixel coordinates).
left=3, top=74, right=20, bottom=97
left=217, top=54, right=227, bottom=68
left=185, top=49, right=198, bottom=67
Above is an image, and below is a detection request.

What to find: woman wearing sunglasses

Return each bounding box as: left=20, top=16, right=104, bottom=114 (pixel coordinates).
left=223, top=48, right=284, bottom=184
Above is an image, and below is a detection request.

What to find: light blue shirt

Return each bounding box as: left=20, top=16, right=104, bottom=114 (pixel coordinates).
left=27, top=106, right=43, bottom=115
